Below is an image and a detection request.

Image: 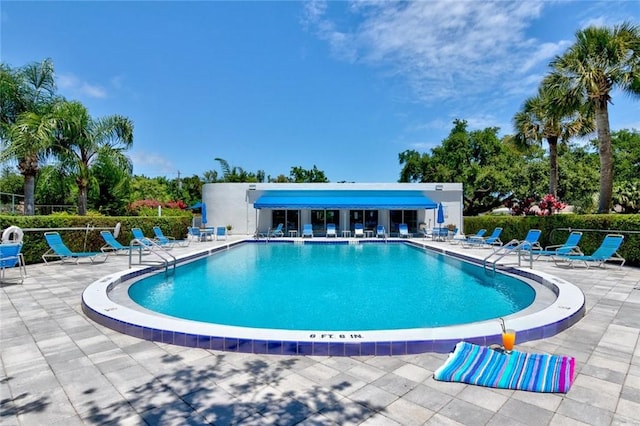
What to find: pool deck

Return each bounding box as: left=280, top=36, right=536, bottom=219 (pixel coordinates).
left=1, top=236, right=639, bottom=425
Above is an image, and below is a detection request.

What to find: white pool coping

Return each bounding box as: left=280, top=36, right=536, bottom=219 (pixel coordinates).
left=81, top=239, right=586, bottom=353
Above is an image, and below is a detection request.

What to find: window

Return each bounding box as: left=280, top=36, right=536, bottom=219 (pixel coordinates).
left=390, top=210, right=418, bottom=234
left=273, top=210, right=299, bottom=233
left=310, top=209, right=340, bottom=234
left=349, top=210, right=378, bottom=232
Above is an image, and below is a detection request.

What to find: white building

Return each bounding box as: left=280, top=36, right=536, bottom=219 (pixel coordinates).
left=202, top=182, right=464, bottom=236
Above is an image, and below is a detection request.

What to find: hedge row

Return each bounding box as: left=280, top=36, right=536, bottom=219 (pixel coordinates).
left=0, top=216, right=192, bottom=265
left=463, top=214, right=640, bottom=267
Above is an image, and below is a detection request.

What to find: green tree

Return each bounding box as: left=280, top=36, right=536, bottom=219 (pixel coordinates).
left=513, top=86, right=594, bottom=196
left=610, top=129, right=640, bottom=213
left=289, top=165, right=329, bottom=183
left=610, top=129, right=640, bottom=183
left=179, top=175, right=205, bottom=206
left=0, top=166, right=23, bottom=195
left=557, top=143, right=600, bottom=212
left=3, top=111, right=57, bottom=214
left=545, top=22, right=640, bottom=212
left=398, top=119, right=527, bottom=215
left=213, top=158, right=265, bottom=182
left=89, top=155, right=132, bottom=215
left=129, top=175, right=169, bottom=203
left=51, top=100, right=134, bottom=215
left=0, top=59, right=58, bottom=215
left=35, top=164, right=74, bottom=208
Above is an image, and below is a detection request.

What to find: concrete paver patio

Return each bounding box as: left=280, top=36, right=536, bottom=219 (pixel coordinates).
left=1, top=236, right=639, bottom=425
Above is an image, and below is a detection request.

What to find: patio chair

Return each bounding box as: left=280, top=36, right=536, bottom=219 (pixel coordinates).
left=326, top=223, right=337, bottom=237
left=449, top=228, right=466, bottom=244
left=187, top=226, right=204, bottom=241
left=376, top=225, right=387, bottom=238
left=215, top=226, right=227, bottom=241
left=42, top=232, right=108, bottom=264
left=131, top=228, right=171, bottom=249
left=354, top=223, right=364, bottom=238
left=432, top=227, right=449, bottom=241
left=519, top=229, right=543, bottom=251
left=463, top=228, right=501, bottom=248
left=553, top=234, right=625, bottom=269
left=100, top=230, right=149, bottom=255
left=268, top=223, right=284, bottom=238
left=1, top=242, right=26, bottom=283
left=503, top=229, right=542, bottom=251
left=302, top=224, right=314, bottom=238
left=534, top=232, right=583, bottom=261
left=464, top=229, right=486, bottom=241
left=398, top=223, right=411, bottom=238
left=153, top=226, right=190, bottom=247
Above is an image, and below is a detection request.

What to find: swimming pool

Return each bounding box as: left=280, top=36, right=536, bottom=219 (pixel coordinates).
left=128, top=243, right=535, bottom=330
left=82, top=239, right=586, bottom=355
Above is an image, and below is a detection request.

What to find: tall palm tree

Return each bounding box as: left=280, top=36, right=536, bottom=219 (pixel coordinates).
left=544, top=22, right=640, bottom=213
left=3, top=112, right=57, bottom=214
left=52, top=100, right=134, bottom=215
left=0, top=59, right=58, bottom=215
left=513, top=87, right=594, bottom=197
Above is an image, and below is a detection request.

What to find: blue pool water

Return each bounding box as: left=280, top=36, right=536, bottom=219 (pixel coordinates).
left=128, top=243, right=535, bottom=331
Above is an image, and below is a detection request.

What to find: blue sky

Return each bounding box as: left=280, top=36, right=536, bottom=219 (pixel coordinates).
left=2, top=1, right=638, bottom=183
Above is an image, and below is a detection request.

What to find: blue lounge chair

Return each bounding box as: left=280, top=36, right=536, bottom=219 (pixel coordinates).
left=100, top=230, right=149, bottom=255
left=483, top=228, right=503, bottom=247
left=302, top=224, right=314, bottom=238
left=513, top=229, right=543, bottom=251
left=326, top=223, right=337, bottom=237
left=534, top=232, right=583, bottom=260
left=153, top=226, right=190, bottom=247
left=521, top=229, right=542, bottom=250
left=1, top=242, right=25, bottom=283
left=188, top=226, right=204, bottom=241
left=131, top=228, right=155, bottom=246
left=398, top=223, right=411, bottom=238
left=376, top=225, right=387, bottom=238
left=554, top=234, right=625, bottom=268
left=499, top=229, right=542, bottom=254
left=461, top=228, right=489, bottom=247
left=354, top=223, right=364, bottom=238
left=268, top=223, right=284, bottom=238
left=42, top=232, right=107, bottom=264
left=215, top=226, right=227, bottom=241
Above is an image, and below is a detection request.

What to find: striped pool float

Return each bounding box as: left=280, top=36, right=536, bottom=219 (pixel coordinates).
left=433, top=341, right=575, bottom=393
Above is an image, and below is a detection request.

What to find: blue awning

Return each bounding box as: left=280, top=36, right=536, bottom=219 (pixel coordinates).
left=254, top=190, right=437, bottom=209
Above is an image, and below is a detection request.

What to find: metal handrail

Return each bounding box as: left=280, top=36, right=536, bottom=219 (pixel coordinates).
left=483, top=239, right=534, bottom=272
left=128, top=238, right=176, bottom=274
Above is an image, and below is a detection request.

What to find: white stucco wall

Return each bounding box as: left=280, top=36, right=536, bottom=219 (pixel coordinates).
left=202, top=182, right=464, bottom=235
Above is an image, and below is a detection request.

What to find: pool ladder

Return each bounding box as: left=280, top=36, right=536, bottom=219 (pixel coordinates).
left=128, top=238, right=176, bottom=275
left=483, top=239, right=534, bottom=272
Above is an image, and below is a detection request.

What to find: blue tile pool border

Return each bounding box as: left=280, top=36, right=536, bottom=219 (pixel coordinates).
left=82, top=239, right=586, bottom=356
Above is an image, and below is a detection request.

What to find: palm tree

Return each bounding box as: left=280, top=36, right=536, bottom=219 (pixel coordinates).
left=544, top=22, right=640, bottom=213
left=513, top=87, right=594, bottom=197
left=2, top=112, right=57, bottom=214
left=0, top=59, right=58, bottom=215
left=52, top=100, right=134, bottom=215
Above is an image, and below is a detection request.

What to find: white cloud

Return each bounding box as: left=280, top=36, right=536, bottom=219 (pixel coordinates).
left=57, top=73, right=107, bottom=99
left=129, top=151, right=175, bottom=175
left=305, top=1, right=548, bottom=104
left=519, top=40, right=571, bottom=73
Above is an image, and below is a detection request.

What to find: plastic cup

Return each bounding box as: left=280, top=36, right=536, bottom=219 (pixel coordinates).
left=502, top=329, right=516, bottom=353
